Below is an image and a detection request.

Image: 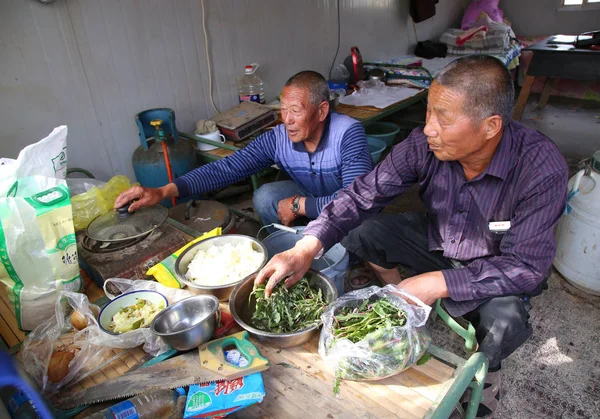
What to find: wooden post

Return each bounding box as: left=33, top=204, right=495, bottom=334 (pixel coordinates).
left=537, top=77, right=556, bottom=109
left=513, top=75, right=535, bottom=121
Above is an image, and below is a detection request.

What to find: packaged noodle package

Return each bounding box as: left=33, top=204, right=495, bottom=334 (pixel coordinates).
left=0, top=126, right=82, bottom=331
left=146, top=227, right=222, bottom=288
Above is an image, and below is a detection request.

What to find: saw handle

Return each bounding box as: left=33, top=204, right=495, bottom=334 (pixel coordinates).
left=200, top=331, right=269, bottom=374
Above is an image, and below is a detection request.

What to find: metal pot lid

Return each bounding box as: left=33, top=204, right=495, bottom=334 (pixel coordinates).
left=86, top=204, right=168, bottom=242
left=168, top=200, right=232, bottom=233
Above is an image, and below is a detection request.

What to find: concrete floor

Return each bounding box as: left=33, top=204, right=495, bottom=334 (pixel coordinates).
left=221, top=94, right=600, bottom=418
left=521, top=95, right=600, bottom=163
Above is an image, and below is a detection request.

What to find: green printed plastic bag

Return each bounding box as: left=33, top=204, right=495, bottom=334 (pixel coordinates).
left=0, top=126, right=82, bottom=331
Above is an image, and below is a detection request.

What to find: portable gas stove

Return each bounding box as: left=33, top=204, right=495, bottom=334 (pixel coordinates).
left=78, top=204, right=191, bottom=287
left=77, top=222, right=189, bottom=287
left=78, top=200, right=237, bottom=287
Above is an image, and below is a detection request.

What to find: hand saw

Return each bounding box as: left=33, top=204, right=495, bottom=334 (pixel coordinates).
left=53, top=331, right=269, bottom=409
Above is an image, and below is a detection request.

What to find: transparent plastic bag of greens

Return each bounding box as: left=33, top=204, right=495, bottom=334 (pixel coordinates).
left=318, top=285, right=431, bottom=389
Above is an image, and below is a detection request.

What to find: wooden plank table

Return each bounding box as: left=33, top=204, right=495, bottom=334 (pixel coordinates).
left=513, top=36, right=600, bottom=120
left=336, top=89, right=427, bottom=128
left=4, top=270, right=486, bottom=419
left=230, top=333, right=487, bottom=419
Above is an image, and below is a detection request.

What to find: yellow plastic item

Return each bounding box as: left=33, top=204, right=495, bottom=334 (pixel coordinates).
left=146, top=227, right=222, bottom=288
left=71, top=175, right=133, bottom=231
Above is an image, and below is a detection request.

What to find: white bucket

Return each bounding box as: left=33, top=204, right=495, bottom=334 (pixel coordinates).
left=554, top=153, right=600, bottom=295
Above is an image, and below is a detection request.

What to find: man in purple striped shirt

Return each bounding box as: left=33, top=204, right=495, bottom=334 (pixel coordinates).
left=256, top=55, right=568, bottom=417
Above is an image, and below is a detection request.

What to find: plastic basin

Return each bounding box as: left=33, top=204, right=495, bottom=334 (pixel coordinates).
left=262, top=227, right=349, bottom=296
left=365, top=122, right=400, bottom=147
left=367, top=137, right=387, bottom=164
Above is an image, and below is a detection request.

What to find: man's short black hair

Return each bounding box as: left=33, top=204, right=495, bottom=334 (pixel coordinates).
left=285, top=71, right=330, bottom=107
left=435, top=55, right=515, bottom=125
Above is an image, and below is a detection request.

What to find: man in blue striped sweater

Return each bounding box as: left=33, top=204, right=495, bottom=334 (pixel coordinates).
left=115, top=71, right=373, bottom=231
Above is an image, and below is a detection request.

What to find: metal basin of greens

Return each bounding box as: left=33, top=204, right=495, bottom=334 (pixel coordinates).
left=229, top=269, right=338, bottom=348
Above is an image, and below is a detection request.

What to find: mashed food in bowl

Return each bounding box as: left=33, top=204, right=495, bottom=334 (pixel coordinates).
left=109, top=298, right=165, bottom=333
left=186, top=242, right=263, bottom=286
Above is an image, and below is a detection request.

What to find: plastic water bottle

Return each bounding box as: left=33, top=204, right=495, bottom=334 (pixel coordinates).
left=238, top=63, right=265, bottom=104
left=85, top=389, right=186, bottom=419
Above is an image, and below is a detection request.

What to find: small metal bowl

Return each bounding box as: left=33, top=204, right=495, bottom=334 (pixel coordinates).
left=150, top=295, right=219, bottom=351
left=229, top=269, right=338, bottom=348
left=175, top=235, right=268, bottom=301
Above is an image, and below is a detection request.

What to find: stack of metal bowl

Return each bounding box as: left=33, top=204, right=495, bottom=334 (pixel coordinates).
left=175, top=235, right=268, bottom=301
left=229, top=269, right=338, bottom=348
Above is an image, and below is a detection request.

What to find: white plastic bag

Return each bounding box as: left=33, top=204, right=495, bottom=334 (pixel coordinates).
left=0, top=126, right=68, bottom=194
left=66, top=178, right=107, bottom=197
left=355, top=79, right=388, bottom=95
left=20, top=280, right=195, bottom=395
left=319, top=285, right=431, bottom=390
left=19, top=291, right=107, bottom=396
left=0, top=126, right=82, bottom=331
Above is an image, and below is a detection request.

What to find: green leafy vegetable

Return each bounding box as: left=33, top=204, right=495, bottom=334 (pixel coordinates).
left=328, top=297, right=427, bottom=395
left=416, top=353, right=433, bottom=366
left=250, top=278, right=327, bottom=333
left=331, top=298, right=407, bottom=343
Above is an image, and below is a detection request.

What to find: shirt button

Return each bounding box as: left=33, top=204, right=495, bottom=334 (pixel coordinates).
left=312, top=172, right=316, bottom=175
left=458, top=209, right=464, bottom=214
left=311, top=162, right=315, bottom=165
left=450, top=239, right=456, bottom=244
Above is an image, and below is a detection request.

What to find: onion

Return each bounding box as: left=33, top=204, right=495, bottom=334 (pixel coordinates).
left=70, top=306, right=100, bottom=330
left=70, top=311, right=88, bottom=331
left=48, top=350, right=75, bottom=383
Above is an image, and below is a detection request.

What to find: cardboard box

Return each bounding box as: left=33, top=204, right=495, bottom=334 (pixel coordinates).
left=184, top=372, right=266, bottom=418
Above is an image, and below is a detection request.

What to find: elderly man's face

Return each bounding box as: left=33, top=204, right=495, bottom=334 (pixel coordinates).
left=423, top=81, right=489, bottom=162
left=280, top=86, right=325, bottom=143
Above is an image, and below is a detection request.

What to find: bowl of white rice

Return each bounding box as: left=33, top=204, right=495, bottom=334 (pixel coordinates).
left=175, top=235, right=268, bottom=301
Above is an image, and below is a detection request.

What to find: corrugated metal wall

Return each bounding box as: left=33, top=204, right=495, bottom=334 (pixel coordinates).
left=1, top=0, right=466, bottom=180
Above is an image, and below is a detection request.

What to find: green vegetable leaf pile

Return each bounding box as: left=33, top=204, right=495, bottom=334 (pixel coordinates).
left=331, top=298, right=407, bottom=344
left=328, top=297, right=428, bottom=396
left=250, top=278, right=327, bottom=333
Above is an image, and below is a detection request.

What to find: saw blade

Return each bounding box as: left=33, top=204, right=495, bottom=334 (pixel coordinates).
left=54, top=351, right=216, bottom=409
left=54, top=332, right=270, bottom=410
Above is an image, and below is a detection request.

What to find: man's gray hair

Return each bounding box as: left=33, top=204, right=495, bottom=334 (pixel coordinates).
left=435, top=55, right=515, bottom=126
left=285, top=71, right=330, bottom=107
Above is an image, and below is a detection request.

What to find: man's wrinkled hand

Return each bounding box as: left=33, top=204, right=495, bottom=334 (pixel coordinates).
left=254, top=236, right=322, bottom=297
left=395, top=271, right=449, bottom=306
left=277, top=197, right=296, bottom=226
left=114, top=186, right=163, bottom=212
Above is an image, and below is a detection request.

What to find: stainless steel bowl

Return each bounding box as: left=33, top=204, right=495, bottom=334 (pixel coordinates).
left=175, top=235, right=268, bottom=301
left=229, top=269, right=338, bottom=348
left=150, top=295, right=219, bottom=351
